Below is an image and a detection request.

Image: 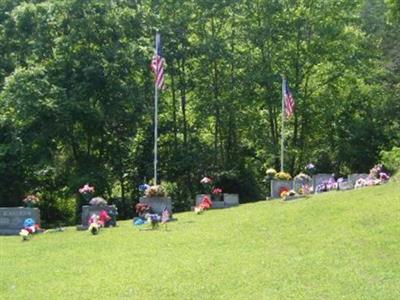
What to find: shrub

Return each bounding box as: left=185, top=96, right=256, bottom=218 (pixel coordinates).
left=380, top=147, right=400, bottom=173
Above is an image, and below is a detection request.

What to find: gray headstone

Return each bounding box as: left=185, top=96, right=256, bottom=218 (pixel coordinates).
left=338, top=181, right=354, bottom=191
left=223, top=194, right=239, bottom=206
left=139, top=197, right=172, bottom=215
left=313, top=174, right=334, bottom=190
left=348, top=173, right=369, bottom=185
left=81, top=205, right=118, bottom=227
left=270, top=180, right=293, bottom=198
left=0, top=207, right=40, bottom=235
left=293, top=176, right=312, bottom=193
left=212, top=201, right=225, bottom=209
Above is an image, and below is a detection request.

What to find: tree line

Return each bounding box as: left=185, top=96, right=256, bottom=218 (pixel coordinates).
left=0, top=0, right=399, bottom=224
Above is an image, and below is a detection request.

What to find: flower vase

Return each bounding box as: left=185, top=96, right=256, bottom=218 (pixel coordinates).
left=25, top=203, right=33, bottom=208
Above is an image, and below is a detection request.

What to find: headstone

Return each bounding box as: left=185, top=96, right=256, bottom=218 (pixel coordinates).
left=338, top=181, right=354, bottom=191
left=195, top=194, right=211, bottom=206
left=81, top=205, right=118, bottom=227
left=348, top=173, right=369, bottom=185
left=0, top=207, right=40, bottom=235
left=223, top=194, right=239, bottom=207
left=270, top=180, right=293, bottom=198
left=212, top=201, right=225, bottom=209
left=313, top=174, right=334, bottom=191
left=293, top=176, right=312, bottom=193
left=139, top=197, right=172, bottom=215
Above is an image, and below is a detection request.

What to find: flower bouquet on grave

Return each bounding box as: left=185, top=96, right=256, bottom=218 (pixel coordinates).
left=200, top=176, right=213, bottom=194
left=89, top=196, right=107, bottom=207
left=274, top=172, right=292, bottom=181
left=304, top=163, right=316, bottom=176
left=266, top=168, right=277, bottom=180
left=22, top=194, right=40, bottom=208
left=194, top=195, right=213, bottom=214
left=19, top=218, right=42, bottom=241
left=79, top=184, right=95, bottom=202
left=212, top=187, right=223, bottom=202
left=144, top=185, right=166, bottom=198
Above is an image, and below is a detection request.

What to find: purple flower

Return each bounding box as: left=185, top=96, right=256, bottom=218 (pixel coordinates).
left=139, top=184, right=150, bottom=192
left=306, top=163, right=315, bottom=170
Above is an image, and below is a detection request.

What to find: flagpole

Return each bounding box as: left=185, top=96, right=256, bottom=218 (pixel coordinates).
left=154, top=33, right=158, bottom=185
left=281, top=75, right=285, bottom=172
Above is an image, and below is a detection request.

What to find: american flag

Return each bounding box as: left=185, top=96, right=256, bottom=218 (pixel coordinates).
left=283, top=78, right=295, bottom=118
left=151, top=33, right=165, bottom=90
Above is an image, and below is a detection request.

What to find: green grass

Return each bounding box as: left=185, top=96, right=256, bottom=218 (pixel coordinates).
left=1, top=183, right=400, bottom=300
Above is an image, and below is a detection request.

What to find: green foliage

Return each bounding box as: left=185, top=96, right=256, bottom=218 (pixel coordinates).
left=0, top=0, right=399, bottom=225
left=380, top=147, right=400, bottom=173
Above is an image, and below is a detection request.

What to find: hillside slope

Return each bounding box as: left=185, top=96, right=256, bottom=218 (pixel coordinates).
left=1, top=183, right=399, bottom=299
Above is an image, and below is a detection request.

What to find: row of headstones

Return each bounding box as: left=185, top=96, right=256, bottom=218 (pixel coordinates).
left=270, top=173, right=369, bottom=199
left=0, top=205, right=119, bottom=235
left=195, top=193, right=240, bottom=208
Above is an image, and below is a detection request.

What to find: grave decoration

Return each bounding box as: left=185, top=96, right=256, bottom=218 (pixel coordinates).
left=194, top=195, right=212, bottom=214
left=88, top=214, right=101, bottom=235
left=337, top=178, right=354, bottom=191
left=265, top=168, right=277, bottom=198
left=79, top=183, right=95, bottom=202
left=304, top=163, right=316, bottom=176
left=354, top=164, right=391, bottom=188
left=0, top=207, right=41, bottom=235
left=22, top=194, right=40, bottom=208
left=89, top=197, right=107, bottom=206
left=211, top=187, right=223, bottom=202
left=139, top=184, right=172, bottom=215
left=87, top=209, right=114, bottom=234
left=280, top=189, right=299, bottom=201
left=293, top=173, right=312, bottom=195
left=270, top=172, right=293, bottom=198
left=315, top=177, right=337, bottom=193
left=19, top=218, right=42, bottom=241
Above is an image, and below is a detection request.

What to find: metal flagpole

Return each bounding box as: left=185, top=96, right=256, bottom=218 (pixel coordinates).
left=281, top=75, right=285, bottom=172
left=154, top=33, right=159, bottom=185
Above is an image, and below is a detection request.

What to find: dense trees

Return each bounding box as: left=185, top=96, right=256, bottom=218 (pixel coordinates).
left=0, top=0, right=398, bottom=223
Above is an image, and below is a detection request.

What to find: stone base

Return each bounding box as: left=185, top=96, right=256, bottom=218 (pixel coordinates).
left=139, top=197, right=172, bottom=215
left=0, top=207, right=40, bottom=235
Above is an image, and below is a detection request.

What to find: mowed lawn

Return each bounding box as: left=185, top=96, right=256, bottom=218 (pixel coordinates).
left=1, top=183, right=400, bottom=300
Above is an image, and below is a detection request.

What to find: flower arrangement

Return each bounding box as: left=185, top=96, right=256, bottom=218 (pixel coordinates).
left=22, top=194, right=40, bottom=207
left=275, top=171, right=292, bottom=181
left=315, top=178, right=337, bottom=193
left=135, top=203, right=151, bottom=216
left=369, top=164, right=383, bottom=179
left=212, top=188, right=223, bottom=196
left=89, top=197, right=107, bottom=206
left=195, top=195, right=213, bottom=214
left=379, top=172, right=390, bottom=181
left=139, top=184, right=150, bottom=193
left=279, top=186, right=289, bottom=198
left=88, top=214, right=101, bottom=235
left=19, top=218, right=41, bottom=240
left=144, top=185, right=166, bottom=198
left=304, top=163, right=316, bottom=175
left=266, top=168, right=277, bottom=178
left=294, top=173, right=312, bottom=182
left=200, top=176, right=213, bottom=194
left=79, top=184, right=95, bottom=202
left=200, top=177, right=212, bottom=184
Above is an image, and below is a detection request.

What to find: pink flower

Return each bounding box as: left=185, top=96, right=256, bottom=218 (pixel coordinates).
left=200, top=177, right=212, bottom=184
left=79, top=184, right=95, bottom=194
left=212, top=188, right=222, bottom=195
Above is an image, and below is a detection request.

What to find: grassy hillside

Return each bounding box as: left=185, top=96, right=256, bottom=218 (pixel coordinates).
left=1, top=183, right=399, bottom=299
